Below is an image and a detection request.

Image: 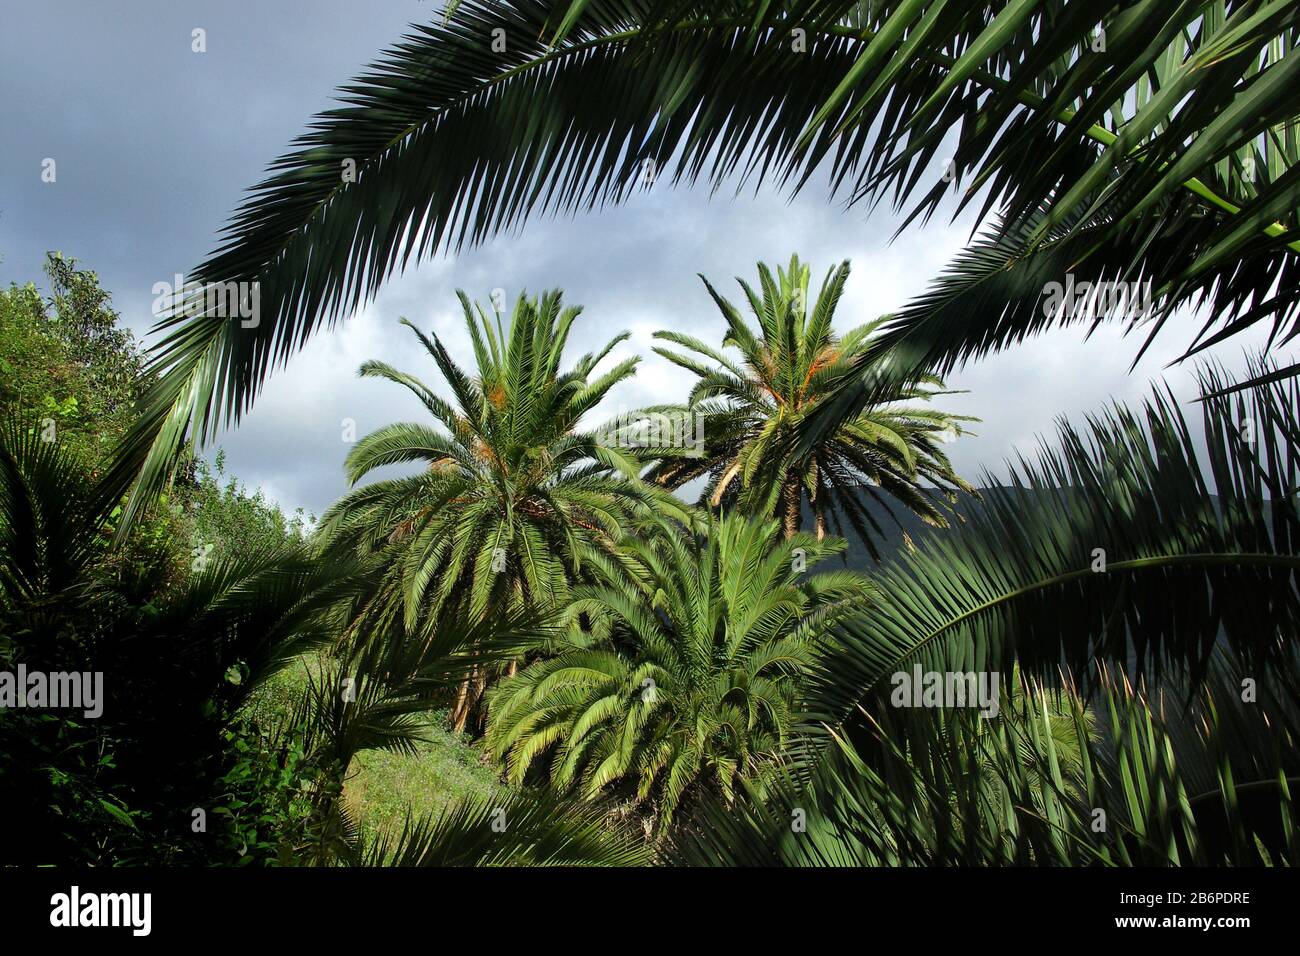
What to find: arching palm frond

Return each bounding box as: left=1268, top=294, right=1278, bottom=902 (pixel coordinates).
left=810, top=360, right=1300, bottom=726
left=361, top=788, right=651, bottom=866
left=672, top=361, right=1300, bottom=866
left=111, top=1, right=1300, bottom=535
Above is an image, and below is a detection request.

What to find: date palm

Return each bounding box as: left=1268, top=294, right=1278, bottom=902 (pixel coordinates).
left=318, top=289, right=687, bottom=730
left=485, top=512, right=873, bottom=830
left=111, top=1, right=1300, bottom=535
left=646, top=255, right=975, bottom=553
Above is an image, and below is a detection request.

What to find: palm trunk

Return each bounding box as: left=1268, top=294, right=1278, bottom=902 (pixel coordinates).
left=811, top=460, right=821, bottom=541
left=781, top=473, right=802, bottom=539
left=468, top=667, right=490, bottom=733
left=451, top=671, right=473, bottom=734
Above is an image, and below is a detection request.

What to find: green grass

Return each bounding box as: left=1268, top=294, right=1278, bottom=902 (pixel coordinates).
left=343, top=713, right=508, bottom=843
left=242, top=657, right=509, bottom=847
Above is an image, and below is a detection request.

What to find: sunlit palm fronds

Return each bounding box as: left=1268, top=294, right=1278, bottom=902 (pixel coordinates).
left=486, top=512, right=873, bottom=829
left=361, top=790, right=651, bottom=866
left=646, top=254, right=976, bottom=553
left=317, top=289, right=688, bottom=729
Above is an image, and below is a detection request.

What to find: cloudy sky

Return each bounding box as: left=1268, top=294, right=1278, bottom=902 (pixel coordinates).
left=1, top=1, right=1281, bottom=517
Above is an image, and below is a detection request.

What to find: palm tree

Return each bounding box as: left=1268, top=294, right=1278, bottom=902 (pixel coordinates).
left=646, top=254, right=975, bottom=553
left=109, top=1, right=1300, bottom=535
left=319, top=289, right=688, bottom=731
left=675, top=361, right=1300, bottom=865
left=485, top=512, right=873, bottom=830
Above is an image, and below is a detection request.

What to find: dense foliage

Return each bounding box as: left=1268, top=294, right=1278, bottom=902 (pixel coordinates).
left=488, top=513, right=871, bottom=827
left=5, top=1, right=1300, bottom=869
left=680, top=366, right=1300, bottom=866
left=0, top=253, right=146, bottom=467
left=0, top=258, right=328, bottom=864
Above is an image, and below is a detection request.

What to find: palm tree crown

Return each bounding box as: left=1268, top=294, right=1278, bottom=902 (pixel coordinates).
left=319, top=290, right=686, bottom=728
left=647, top=255, right=975, bottom=553
left=486, top=512, right=873, bottom=829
